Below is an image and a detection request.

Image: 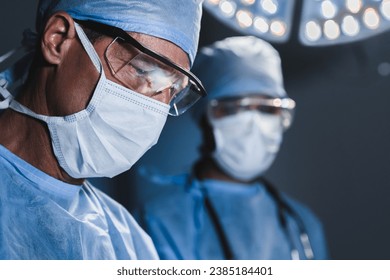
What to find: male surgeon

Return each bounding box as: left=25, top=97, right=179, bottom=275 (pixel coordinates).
left=0, top=0, right=205, bottom=259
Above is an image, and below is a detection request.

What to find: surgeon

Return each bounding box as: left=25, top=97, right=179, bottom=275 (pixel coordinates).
left=0, top=0, right=205, bottom=259
left=138, top=36, right=329, bottom=260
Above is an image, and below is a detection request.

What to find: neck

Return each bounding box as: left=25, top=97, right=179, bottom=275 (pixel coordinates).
left=194, top=157, right=252, bottom=184
left=0, top=82, right=84, bottom=186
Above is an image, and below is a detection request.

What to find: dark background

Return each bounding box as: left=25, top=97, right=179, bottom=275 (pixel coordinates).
left=2, top=1, right=389, bottom=260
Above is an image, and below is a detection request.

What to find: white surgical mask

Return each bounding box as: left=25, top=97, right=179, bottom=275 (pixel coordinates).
left=3, top=22, right=169, bottom=179
left=209, top=110, right=283, bottom=181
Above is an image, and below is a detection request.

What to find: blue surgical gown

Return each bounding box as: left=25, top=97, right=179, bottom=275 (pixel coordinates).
left=137, top=173, right=329, bottom=260
left=0, top=145, right=158, bottom=260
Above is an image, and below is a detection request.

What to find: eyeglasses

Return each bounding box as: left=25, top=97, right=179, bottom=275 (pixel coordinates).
left=77, top=20, right=207, bottom=116
left=208, top=95, right=296, bottom=130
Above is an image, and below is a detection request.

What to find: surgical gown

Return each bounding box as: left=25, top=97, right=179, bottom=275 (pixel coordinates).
left=137, top=173, right=329, bottom=260
left=0, top=145, right=158, bottom=260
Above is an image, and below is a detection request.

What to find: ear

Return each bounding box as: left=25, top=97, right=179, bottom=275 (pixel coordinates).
left=41, top=12, right=76, bottom=65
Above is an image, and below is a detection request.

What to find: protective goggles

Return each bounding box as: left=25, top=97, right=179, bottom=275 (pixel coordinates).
left=77, top=20, right=206, bottom=116
left=207, top=95, right=296, bottom=130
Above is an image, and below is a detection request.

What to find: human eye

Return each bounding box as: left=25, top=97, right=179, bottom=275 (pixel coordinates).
left=259, top=105, right=281, bottom=115
left=222, top=104, right=238, bottom=116
left=128, top=60, right=156, bottom=77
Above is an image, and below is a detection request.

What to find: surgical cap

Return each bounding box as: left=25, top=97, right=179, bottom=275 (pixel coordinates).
left=37, top=0, right=203, bottom=65
left=191, top=36, right=287, bottom=118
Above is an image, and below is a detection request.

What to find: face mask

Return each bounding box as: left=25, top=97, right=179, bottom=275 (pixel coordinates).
left=6, top=22, right=169, bottom=179
left=209, top=110, right=283, bottom=181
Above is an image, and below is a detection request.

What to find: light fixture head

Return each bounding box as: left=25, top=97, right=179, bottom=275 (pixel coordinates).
left=204, top=0, right=296, bottom=42
left=300, top=0, right=390, bottom=46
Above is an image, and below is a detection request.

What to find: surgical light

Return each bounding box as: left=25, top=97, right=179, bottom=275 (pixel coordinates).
left=254, top=17, right=270, bottom=33
left=363, top=8, right=380, bottom=29
left=305, top=21, right=322, bottom=41
left=341, top=15, right=360, bottom=36
left=321, top=1, right=337, bottom=19
left=261, top=0, right=278, bottom=15
left=270, top=20, right=286, bottom=36
left=346, top=0, right=363, bottom=14
left=242, top=0, right=256, bottom=5
left=324, top=20, right=341, bottom=39
left=236, top=10, right=254, bottom=28
left=300, top=0, right=390, bottom=46
left=205, top=0, right=390, bottom=46
left=204, top=0, right=295, bottom=42
left=220, top=0, right=237, bottom=17
left=381, top=0, right=390, bottom=19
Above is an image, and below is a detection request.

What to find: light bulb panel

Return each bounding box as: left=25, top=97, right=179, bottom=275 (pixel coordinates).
left=204, top=0, right=296, bottom=42
left=300, top=0, right=390, bottom=46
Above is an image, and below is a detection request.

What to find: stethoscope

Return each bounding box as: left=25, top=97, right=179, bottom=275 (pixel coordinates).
left=260, top=177, right=314, bottom=260
left=191, top=175, right=314, bottom=260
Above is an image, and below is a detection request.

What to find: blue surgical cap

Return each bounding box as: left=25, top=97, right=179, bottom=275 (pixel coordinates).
left=37, top=0, right=204, bottom=65
left=191, top=36, right=287, bottom=119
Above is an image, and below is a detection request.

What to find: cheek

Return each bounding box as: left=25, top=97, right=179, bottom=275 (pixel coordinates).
left=51, top=48, right=100, bottom=115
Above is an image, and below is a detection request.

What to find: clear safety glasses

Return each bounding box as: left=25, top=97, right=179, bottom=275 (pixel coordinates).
left=208, top=95, right=296, bottom=130
left=77, top=20, right=207, bottom=116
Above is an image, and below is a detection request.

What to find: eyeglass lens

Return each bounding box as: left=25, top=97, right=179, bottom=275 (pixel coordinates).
left=105, top=37, right=202, bottom=116
left=209, top=97, right=295, bottom=129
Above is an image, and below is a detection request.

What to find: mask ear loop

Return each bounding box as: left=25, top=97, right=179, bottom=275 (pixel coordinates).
left=5, top=22, right=106, bottom=120
left=73, top=21, right=108, bottom=112
left=74, top=22, right=103, bottom=75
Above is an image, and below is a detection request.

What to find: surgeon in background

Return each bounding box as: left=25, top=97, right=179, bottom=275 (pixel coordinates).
left=0, top=0, right=204, bottom=259
left=137, top=36, right=329, bottom=260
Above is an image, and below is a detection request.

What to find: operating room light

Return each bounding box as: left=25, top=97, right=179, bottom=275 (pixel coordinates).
left=324, top=20, right=341, bottom=39
left=236, top=10, right=254, bottom=28
left=381, top=0, right=390, bottom=19
left=220, top=0, right=236, bottom=17
left=300, top=0, right=390, bottom=46
left=305, top=21, right=322, bottom=41
left=204, top=0, right=295, bottom=42
left=242, top=0, right=256, bottom=5
left=204, top=0, right=390, bottom=45
left=363, top=8, right=381, bottom=29
left=261, top=0, right=278, bottom=15
left=321, top=1, right=337, bottom=19
left=254, top=17, right=270, bottom=33
left=341, top=15, right=360, bottom=36
left=270, top=20, right=286, bottom=36
left=346, top=0, right=363, bottom=14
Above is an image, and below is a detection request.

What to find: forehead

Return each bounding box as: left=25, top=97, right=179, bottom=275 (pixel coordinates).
left=128, top=32, right=190, bottom=71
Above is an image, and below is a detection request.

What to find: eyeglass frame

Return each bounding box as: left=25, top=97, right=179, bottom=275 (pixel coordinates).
left=75, top=19, right=207, bottom=101
left=208, top=95, right=296, bottom=110
left=207, top=95, right=296, bottom=130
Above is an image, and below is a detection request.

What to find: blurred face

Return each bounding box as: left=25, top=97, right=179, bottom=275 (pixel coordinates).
left=200, top=94, right=296, bottom=181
